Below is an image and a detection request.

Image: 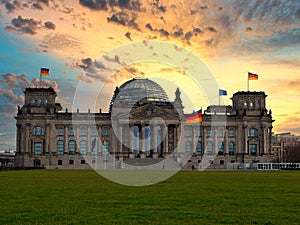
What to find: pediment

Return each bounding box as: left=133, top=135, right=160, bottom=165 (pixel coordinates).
left=112, top=102, right=180, bottom=121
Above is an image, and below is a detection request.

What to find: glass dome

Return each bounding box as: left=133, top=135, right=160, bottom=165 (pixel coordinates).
left=110, top=78, right=169, bottom=108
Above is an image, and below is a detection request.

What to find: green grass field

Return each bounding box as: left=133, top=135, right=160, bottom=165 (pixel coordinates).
left=0, top=170, right=299, bottom=224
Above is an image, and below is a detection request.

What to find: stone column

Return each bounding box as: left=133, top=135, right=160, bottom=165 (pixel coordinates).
left=26, top=123, right=30, bottom=153
left=45, top=124, right=50, bottom=154
left=224, top=128, right=228, bottom=155
left=118, top=124, right=123, bottom=156
left=244, top=126, right=248, bottom=155
left=64, top=125, right=68, bottom=154
left=75, top=126, right=80, bottom=154
left=151, top=124, right=158, bottom=158
left=129, top=125, right=135, bottom=158
left=214, top=127, right=218, bottom=154
left=192, top=126, right=196, bottom=155
left=203, top=126, right=207, bottom=154
left=98, top=126, right=102, bottom=155
left=87, top=126, right=91, bottom=155
left=140, top=124, right=145, bottom=158
left=163, top=124, right=168, bottom=156
left=263, top=126, right=267, bottom=155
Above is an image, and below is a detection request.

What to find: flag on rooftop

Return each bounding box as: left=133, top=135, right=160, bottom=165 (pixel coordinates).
left=186, top=109, right=202, bottom=124
left=248, top=72, right=258, bottom=80
left=219, top=89, right=227, bottom=96
left=40, top=68, right=50, bottom=76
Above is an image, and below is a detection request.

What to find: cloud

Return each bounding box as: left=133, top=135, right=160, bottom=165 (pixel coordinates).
left=0, top=0, right=24, bottom=13
left=0, top=73, right=28, bottom=89
left=158, top=28, right=169, bottom=36
left=41, top=33, right=79, bottom=50
left=107, top=12, right=140, bottom=30
left=8, top=15, right=41, bottom=35
left=125, top=31, right=132, bottom=40
left=244, top=26, right=253, bottom=32
left=275, top=116, right=300, bottom=135
left=145, top=23, right=153, bottom=31
left=32, top=2, right=43, bottom=10
left=44, top=21, right=56, bottom=30
left=79, top=0, right=142, bottom=11
left=173, top=28, right=183, bottom=37
left=79, top=0, right=108, bottom=11
left=78, top=57, right=93, bottom=70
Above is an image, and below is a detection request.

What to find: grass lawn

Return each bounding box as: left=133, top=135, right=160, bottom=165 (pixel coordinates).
left=0, top=170, right=299, bottom=224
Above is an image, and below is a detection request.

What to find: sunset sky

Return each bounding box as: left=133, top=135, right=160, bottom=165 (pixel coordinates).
left=0, top=0, right=300, bottom=149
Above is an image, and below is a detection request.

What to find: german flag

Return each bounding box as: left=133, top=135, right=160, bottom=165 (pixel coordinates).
left=248, top=72, right=258, bottom=80
left=186, top=109, right=202, bottom=124
left=40, top=68, right=50, bottom=76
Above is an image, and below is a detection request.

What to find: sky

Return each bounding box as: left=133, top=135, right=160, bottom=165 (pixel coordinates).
left=0, top=0, right=300, bottom=149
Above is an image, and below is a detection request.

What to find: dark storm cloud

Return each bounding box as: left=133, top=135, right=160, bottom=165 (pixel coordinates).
left=8, top=15, right=41, bottom=35
left=244, top=26, right=253, bottom=32
left=125, top=31, right=132, bottom=40
left=79, top=57, right=93, bottom=70
left=32, top=2, right=43, bottom=10
left=158, top=28, right=169, bottom=36
left=0, top=0, right=23, bottom=12
left=173, top=28, right=183, bottom=37
left=44, top=21, right=56, bottom=30
left=184, top=31, right=193, bottom=41
left=79, top=0, right=108, bottom=11
left=107, top=12, right=140, bottom=30
left=206, top=27, right=217, bottom=33
left=79, top=0, right=141, bottom=11
left=145, top=23, right=153, bottom=31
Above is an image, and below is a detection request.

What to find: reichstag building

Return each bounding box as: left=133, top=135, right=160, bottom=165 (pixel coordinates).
left=15, top=78, right=274, bottom=169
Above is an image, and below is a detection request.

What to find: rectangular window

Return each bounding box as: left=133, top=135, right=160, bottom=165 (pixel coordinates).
left=34, top=142, right=42, bottom=155
left=58, top=128, right=64, bottom=136
left=228, top=129, right=236, bottom=137
left=33, top=159, right=41, bottom=167
left=218, top=130, right=224, bottom=137
left=81, top=128, right=87, bottom=136
left=250, top=144, right=257, bottom=155
left=69, top=160, right=74, bottom=165
left=58, top=160, right=62, bottom=165
left=103, top=128, right=109, bottom=137
left=207, top=130, right=213, bottom=138
left=81, top=160, right=85, bottom=164
left=91, top=128, right=97, bottom=136
left=69, top=128, right=75, bottom=136
left=197, top=129, right=202, bottom=137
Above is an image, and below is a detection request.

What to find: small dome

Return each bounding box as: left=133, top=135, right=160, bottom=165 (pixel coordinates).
left=110, top=78, right=169, bottom=110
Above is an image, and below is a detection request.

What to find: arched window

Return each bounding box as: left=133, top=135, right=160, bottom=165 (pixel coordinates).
left=249, top=100, right=254, bottom=108
left=33, top=126, right=45, bottom=136
left=57, top=140, right=64, bottom=155
left=196, top=141, right=202, bottom=156
left=218, top=142, right=224, bottom=155
left=229, top=142, right=235, bottom=155
left=68, top=140, right=75, bottom=155
left=58, top=128, right=64, bottom=136
left=243, top=100, right=248, bottom=108
left=255, top=100, right=260, bottom=108
left=185, top=141, right=192, bottom=155
left=103, top=141, right=109, bottom=154
left=206, top=141, right=213, bottom=155
left=91, top=137, right=98, bottom=155
left=248, top=128, right=258, bottom=137
left=37, top=97, right=42, bottom=105
left=80, top=141, right=87, bottom=155
left=31, top=97, right=35, bottom=104
left=44, top=97, right=48, bottom=104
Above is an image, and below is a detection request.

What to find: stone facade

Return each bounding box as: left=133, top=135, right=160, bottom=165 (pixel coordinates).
left=15, top=78, right=275, bottom=169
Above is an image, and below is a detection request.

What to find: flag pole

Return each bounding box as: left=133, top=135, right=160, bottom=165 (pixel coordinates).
left=40, top=70, right=42, bottom=88
left=247, top=72, right=249, bottom=91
